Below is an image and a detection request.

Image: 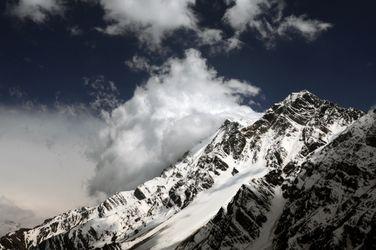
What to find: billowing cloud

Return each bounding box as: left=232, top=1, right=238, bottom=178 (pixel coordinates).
left=224, top=0, right=332, bottom=46
left=0, top=196, right=38, bottom=236
left=97, top=0, right=197, bottom=47
left=88, top=49, right=261, bottom=196
left=7, top=0, right=65, bottom=23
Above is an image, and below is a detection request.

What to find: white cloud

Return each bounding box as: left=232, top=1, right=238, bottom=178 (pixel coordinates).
left=98, top=0, right=197, bottom=47
left=224, top=36, right=243, bottom=51
left=224, top=0, right=332, bottom=46
left=277, top=15, right=333, bottom=41
left=96, top=0, right=247, bottom=51
left=88, top=49, right=261, bottom=195
left=8, top=0, right=65, bottom=23
left=0, top=50, right=260, bottom=231
left=197, top=28, right=224, bottom=45
left=5, top=0, right=331, bottom=50
left=195, top=28, right=244, bottom=53
left=224, top=0, right=267, bottom=32
left=125, top=55, right=154, bottom=73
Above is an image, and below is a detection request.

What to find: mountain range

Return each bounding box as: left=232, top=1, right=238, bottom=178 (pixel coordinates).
left=1, top=90, right=375, bottom=250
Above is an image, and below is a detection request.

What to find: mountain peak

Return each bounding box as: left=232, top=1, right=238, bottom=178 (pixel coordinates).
left=289, top=89, right=314, bottom=97
left=264, top=90, right=324, bottom=117
left=280, top=89, right=318, bottom=106
left=290, top=89, right=313, bottom=96
left=261, top=90, right=363, bottom=129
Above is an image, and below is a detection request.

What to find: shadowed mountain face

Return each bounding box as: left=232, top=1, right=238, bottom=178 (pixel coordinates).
left=2, top=91, right=374, bottom=250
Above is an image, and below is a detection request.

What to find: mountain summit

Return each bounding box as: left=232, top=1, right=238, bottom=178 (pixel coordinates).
left=1, top=91, right=374, bottom=250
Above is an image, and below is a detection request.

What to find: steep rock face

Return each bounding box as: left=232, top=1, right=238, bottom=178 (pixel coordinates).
left=178, top=110, right=375, bottom=250
left=274, top=110, right=376, bottom=250
left=0, top=91, right=365, bottom=250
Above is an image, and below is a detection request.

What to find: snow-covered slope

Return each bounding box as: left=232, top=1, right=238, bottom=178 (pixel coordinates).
left=131, top=90, right=363, bottom=249
left=0, top=91, right=365, bottom=250
left=177, top=109, right=376, bottom=250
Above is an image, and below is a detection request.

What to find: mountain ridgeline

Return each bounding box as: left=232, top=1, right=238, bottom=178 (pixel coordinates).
left=1, top=91, right=375, bottom=250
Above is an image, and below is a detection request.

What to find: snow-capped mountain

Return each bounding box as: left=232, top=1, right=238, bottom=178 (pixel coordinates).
left=1, top=91, right=372, bottom=250
left=178, top=109, right=376, bottom=250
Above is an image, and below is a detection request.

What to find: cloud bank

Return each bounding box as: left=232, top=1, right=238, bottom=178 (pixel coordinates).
left=88, top=49, right=261, bottom=196
left=0, top=196, right=38, bottom=236
left=0, top=75, right=126, bottom=233
left=0, top=106, right=104, bottom=229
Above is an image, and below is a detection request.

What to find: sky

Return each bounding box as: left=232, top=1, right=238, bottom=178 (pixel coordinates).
left=0, top=0, right=375, bottom=235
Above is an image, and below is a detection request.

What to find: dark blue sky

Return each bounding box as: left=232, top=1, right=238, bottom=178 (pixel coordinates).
left=0, top=0, right=375, bottom=111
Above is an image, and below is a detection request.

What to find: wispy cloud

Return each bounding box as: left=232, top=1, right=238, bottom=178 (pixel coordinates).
left=224, top=0, right=332, bottom=47
left=82, top=75, right=121, bottom=114
left=125, top=55, right=155, bottom=73
left=7, top=0, right=65, bottom=23
left=277, top=15, right=333, bottom=41
left=68, top=25, right=83, bottom=36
